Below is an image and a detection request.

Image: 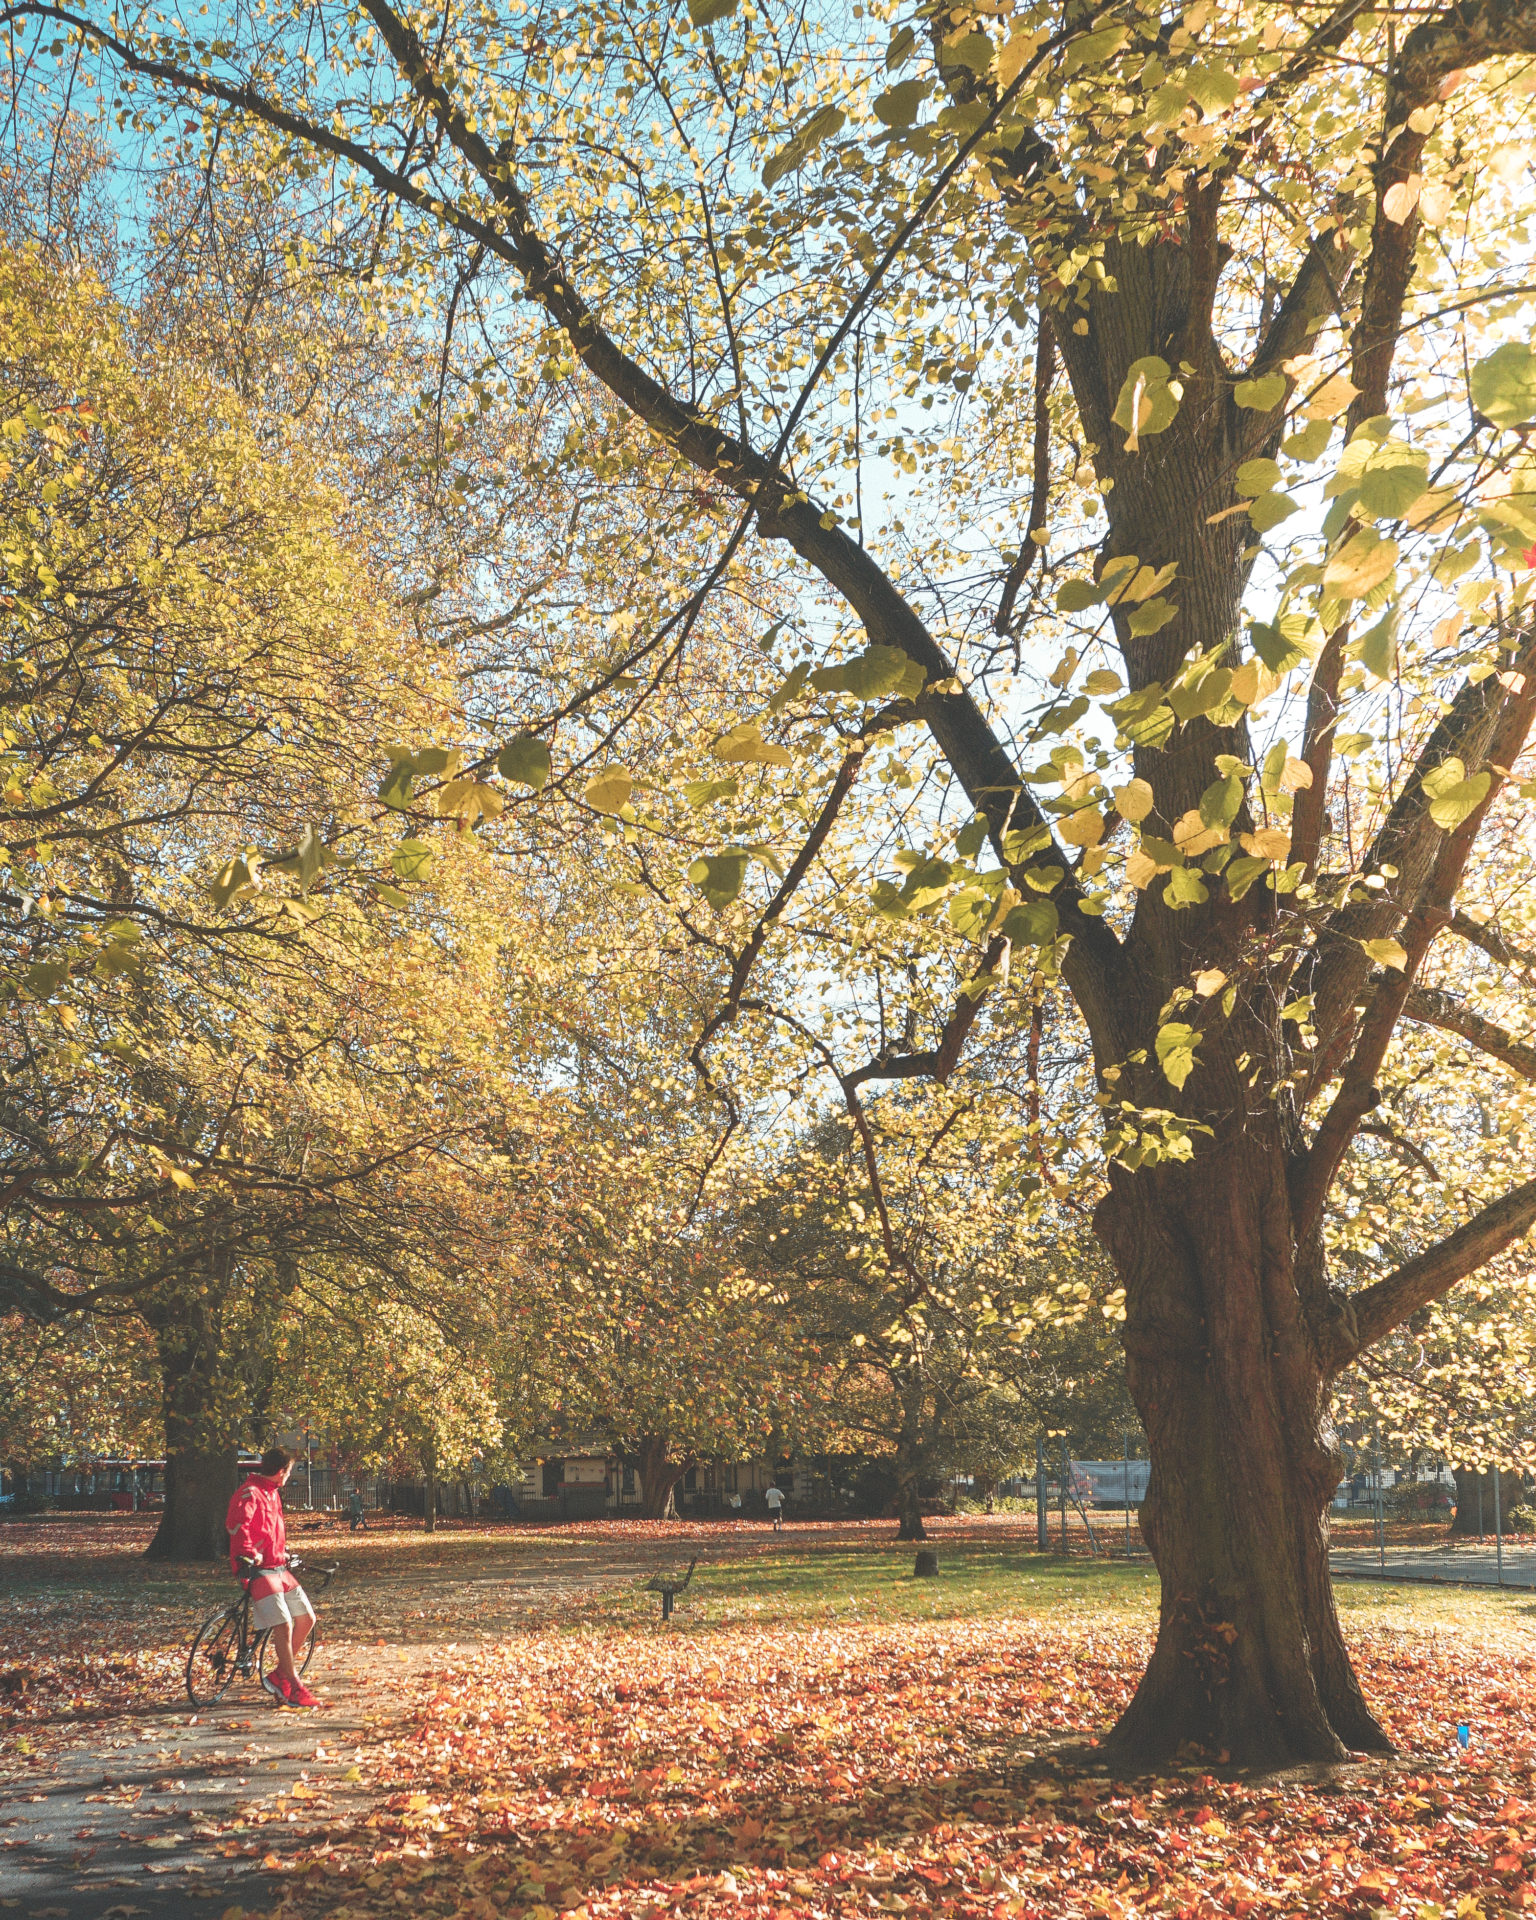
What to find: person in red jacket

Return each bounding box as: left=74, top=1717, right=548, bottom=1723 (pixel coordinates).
left=226, top=1446, right=322, bottom=1708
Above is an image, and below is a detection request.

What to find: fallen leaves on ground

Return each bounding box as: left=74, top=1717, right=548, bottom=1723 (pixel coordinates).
left=252, top=1616, right=1536, bottom=1920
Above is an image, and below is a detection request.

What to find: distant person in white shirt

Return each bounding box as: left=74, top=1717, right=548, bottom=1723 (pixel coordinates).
left=764, top=1483, right=785, bottom=1531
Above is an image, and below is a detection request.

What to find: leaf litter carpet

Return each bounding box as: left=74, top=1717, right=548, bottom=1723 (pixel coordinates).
left=246, top=1616, right=1536, bottom=1920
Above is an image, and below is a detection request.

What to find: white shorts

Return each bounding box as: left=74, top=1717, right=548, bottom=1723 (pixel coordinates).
left=251, top=1583, right=315, bottom=1632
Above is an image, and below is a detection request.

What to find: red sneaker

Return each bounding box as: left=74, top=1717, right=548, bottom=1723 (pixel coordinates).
left=283, top=1681, right=323, bottom=1708
left=263, top=1671, right=292, bottom=1703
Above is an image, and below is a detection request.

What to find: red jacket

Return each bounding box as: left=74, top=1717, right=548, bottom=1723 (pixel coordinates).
left=225, top=1473, right=296, bottom=1598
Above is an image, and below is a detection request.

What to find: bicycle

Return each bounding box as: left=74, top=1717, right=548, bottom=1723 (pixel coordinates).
left=185, top=1557, right=338, bottom=1708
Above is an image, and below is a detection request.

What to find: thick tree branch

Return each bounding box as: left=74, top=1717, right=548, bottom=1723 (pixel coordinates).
left=1306, top=630, right=1536, bottom=1081
left=1445, top=908, right=1536, bottom=981
left=845, top=934, right=1011, bottom=1091
left=1326, top=1173, right=1536, bottom=1370
left=994, top=314, right=1055, bottom=640
left=1348, top=0, right=1536, bottom=434
left=1402, top=984, right=1536, bottom=1080
left=1292, top=640, right=1536, bottom=1239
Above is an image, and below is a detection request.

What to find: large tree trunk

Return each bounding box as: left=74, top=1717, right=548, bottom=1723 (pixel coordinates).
left=144, top=1309, right=238, bottom=1563
left=1450, top=1467, right=1520, bottom=1536
left=1097, top=1132, right=1391, bottom=1767
left=634, top=1438, right=685, bottom=1519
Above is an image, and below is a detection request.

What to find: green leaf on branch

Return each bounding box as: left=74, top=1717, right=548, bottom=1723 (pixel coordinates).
left=1127, top=597, right=1178, bottom=636
left=1358, top=442, right=1429, bottom=519
left=1248, top=491, right=1300, bottom=532
left=1233, top=372, right=1288, bottom=411
left=1235, top=458, right=1283, bottom=496
left=1111, top=356, right=1181, bottom=447
left=584, top=766, right=634, bottom=813
left=711, top=723, right=793, bottom=766
left=1163, top=865, right=1209, bottom=909
left=687, top=0, right=738, bottom=24
left=389, top=839, right=435, bottom=883
left=1199, top=774, right=1244, bottom=830
left=1155, top=1020, right=1200, bottom=1088
left=763, top=106, right=846, bottom=187
left=688, top=849, right=752, bottom=908
left=1470, top=340, right=1536, bottom=430
left=210, top=853, right=258, bottom=911
left=872, top=78, right=930, bottom=126
left=1323, top=528, right=1398, bottom=599
left=1360, top=937, right=1408, bottom=970
left=683, top=776, right=738, bottom=809
left=807, top=645, right=925, bottom=701
left=768, top=661, right=811, bottom=711
left=1282, top=418, right=1332, bottom=462
left=1001, top=898, right=1059, bottom=947
left=497, top=735, right=552, bottom=789
left=1062, top=23, right=1128, bottom=73
left=1422, top=756, right=1491, bottom=830
left=1354, top=610, right=1397, bottom=682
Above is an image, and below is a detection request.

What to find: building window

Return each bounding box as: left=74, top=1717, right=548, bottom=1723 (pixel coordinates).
left=684, top=1467, right=698, bottom=1493
left=622, top=1466, right=635, bottom=1496
left=542, top=1460, right=562, bottom=1499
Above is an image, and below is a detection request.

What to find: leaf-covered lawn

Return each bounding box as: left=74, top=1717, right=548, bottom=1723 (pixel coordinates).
left=259, top=1608, right=1536, bottom=1920
left=6, top=1516, right=1536, bottom=1919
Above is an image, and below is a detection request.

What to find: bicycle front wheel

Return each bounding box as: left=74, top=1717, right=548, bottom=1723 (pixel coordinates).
left=186, top=1605, right=244, bottom=1707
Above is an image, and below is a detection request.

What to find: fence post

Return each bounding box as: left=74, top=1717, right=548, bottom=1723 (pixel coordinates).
left=1035, top=1436, right=1048, bottom=1552
left=1495, top=1465, right=1504, bottom=1586
left=1374, top=1431, right=1385, bottom=1571
left=1060, top=1436, right=1069, bottom=1553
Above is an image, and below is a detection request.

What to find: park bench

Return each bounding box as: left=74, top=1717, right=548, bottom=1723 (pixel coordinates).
left=643, top=1554, right=697, bottom=1620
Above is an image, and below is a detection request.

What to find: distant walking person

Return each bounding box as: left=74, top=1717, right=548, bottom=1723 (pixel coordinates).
left=348, top=1487, right=368, bottom=1533
left=764, top=1482, right=785, bottom=1532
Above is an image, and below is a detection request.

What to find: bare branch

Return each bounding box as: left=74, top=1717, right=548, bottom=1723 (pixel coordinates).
left=1402, top=984, right=1536, bottom=1080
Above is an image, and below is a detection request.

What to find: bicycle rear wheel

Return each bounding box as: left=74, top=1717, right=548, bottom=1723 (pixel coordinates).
left=186, top=1606, right=244, bottom=1707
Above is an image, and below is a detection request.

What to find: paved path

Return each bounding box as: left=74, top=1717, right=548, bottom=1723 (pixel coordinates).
left=1, top=1527, right=666, bottom=1919
left=1332, top=1543, right=1536, bottom=1588
left=0, top=1639, right=428, bottom=1919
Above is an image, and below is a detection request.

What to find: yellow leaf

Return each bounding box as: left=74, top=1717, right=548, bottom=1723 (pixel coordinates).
left=1381, top=176, right=1422, bottom=223
left=996, top=25, right=1043, bottom=84
left=1113, top=778, right=1154, bottom=823
left=1278, top=756, right=1313, bottom=794
left=1240, top=828, right=1292, bottom=860
left=1323, top=529, right=1398, bottom=599
left=1303, top=373, right=1360, bottom=420
left=1057, top=807, right=1105, bottom=847
left=583, top=766, right=633, bottom=813
left=1194, top=968, right=1228, bottom=997
left=1361, top=937, right=1408, bottom=970
left=1124, top=848, right=1159, bottom=889
left=1172, top=809, right=1226, bottom=857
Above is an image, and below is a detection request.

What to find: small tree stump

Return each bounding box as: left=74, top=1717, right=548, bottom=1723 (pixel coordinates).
left=913, top=1549, right=939, bottom=1579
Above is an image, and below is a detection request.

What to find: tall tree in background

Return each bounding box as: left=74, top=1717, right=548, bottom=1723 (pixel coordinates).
left=10, top=0, right=1536, bottom=1762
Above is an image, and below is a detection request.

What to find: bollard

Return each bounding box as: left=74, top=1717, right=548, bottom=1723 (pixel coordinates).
left=914, top=1550, right=939, bottom=1579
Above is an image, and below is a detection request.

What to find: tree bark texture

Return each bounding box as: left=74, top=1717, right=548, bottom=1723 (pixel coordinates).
left=144, top=1309, right=239, bottom=1563
left=1097, top=1128, right=1390, bottom=1765
left=634, top=1439, right=685, bottom=1520
left=1450, top=1467, right=1522, bottom=1536
left=894, top=1378, right=929, bottom=1542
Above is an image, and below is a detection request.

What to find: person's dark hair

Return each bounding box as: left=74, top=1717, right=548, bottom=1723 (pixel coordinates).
left=259, top=1445, right=296, bottom=1478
